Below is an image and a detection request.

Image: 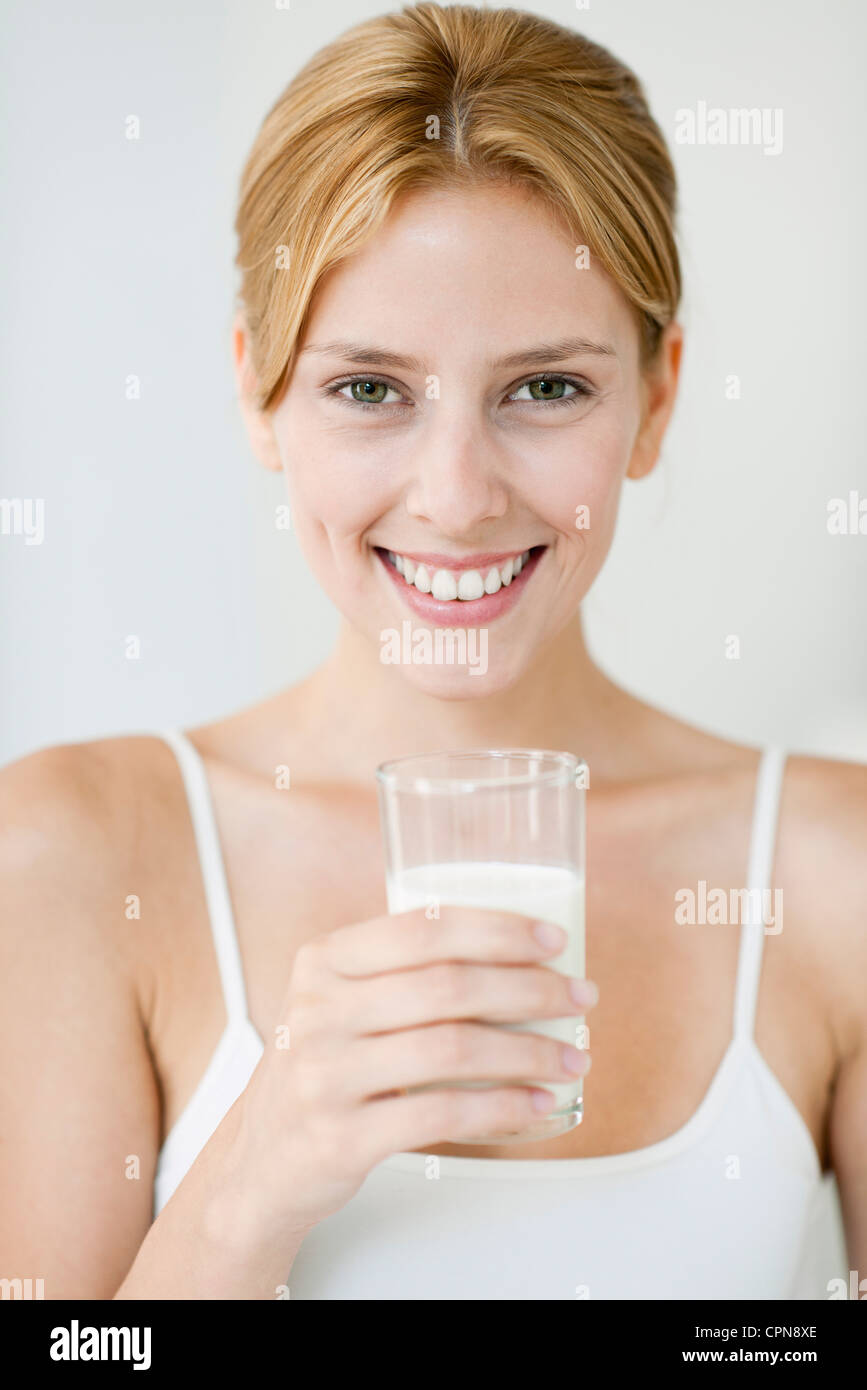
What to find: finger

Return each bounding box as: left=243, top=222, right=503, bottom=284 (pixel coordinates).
left=336, top=1020, right=591, bottom=1100
left=310, top=907, right=569, bottom=979
left=324, top=908, right=570, bottom=975
left=356, top=1083, right=559, bottom=1163
left=338, top=959, right=595, bottom=1034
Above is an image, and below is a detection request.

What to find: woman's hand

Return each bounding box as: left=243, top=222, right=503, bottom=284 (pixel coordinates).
left=212, top=907, right=597, bottom=1251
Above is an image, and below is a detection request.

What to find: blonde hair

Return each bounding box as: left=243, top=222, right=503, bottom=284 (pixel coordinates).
left=235, top=2, right=681, bottom=412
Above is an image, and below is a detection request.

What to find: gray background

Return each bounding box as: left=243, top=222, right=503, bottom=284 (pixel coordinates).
left=2, top=0, right=865, bottom=763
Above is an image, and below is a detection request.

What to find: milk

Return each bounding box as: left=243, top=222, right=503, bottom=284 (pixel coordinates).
left=386, top=860, right=585, bottom=1116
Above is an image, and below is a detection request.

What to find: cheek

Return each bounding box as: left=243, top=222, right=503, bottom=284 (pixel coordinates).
left=526, top=416, right=631, bottom=550
left=278, top=438, right=399, bottom=609
left=282, top=438, right=391, bottom=548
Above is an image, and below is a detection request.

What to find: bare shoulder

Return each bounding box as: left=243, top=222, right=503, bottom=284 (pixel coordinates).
left=779, top=747, right=867, bottom=830
left=775, top=750, right=867, bottom=1025
left=0, top=736, right=135, bottom=914
left=0, top=732, right=201, bottom=995
left=0, top=735, right=117, bottom=841
left=775, top=749, right=867, bottom=936
left=0, top=732, right=185, bottom=905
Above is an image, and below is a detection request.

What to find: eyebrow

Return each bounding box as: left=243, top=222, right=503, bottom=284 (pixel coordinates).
left=299, top=335, right=617, bottom=374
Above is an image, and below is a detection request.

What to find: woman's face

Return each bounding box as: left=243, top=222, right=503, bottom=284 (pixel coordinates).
left=245, top=181, right=681, bottom=696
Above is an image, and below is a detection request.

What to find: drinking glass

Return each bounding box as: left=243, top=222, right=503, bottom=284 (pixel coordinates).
left=375, top=749, right=587, bottom=1142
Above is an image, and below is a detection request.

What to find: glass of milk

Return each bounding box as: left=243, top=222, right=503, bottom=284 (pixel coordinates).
left=375, top=749, right=587, bottom=1143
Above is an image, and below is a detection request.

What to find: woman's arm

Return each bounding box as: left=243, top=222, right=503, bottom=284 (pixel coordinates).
left=111, top=1095, right=309, bottom=1300
left=0, top=745, right=162, bottom=1297
left=826, top=759, right=867, bottom=1276
left=0, top=745, right=298, bottom=1300
left=792, top=755, right=867, bottom=1278
left=830, top=1024, right=867, bottom=1279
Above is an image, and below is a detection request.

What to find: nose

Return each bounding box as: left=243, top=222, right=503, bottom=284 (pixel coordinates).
left=404, top=412, right=510, bottom=535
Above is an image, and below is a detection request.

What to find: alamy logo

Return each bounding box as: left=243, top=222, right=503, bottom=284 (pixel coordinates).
left=49, top=1320, right=152, bottom=1371
left=674, top=102, right=783, bottom=156
left=827, top=1270, right=867, bottom=1300
left=0, top=497, right=44, bottom=545
left=0, top=1276, right=44, bottom=1299
left=826, top=491, right=867, bottom=535
left=380, top=620, right=488, bottom=675
left=674, top=880, right=782, bottom=934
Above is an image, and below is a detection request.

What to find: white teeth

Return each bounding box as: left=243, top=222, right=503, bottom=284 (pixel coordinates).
left=484, top=567, right=501, bottom=594
left=458, top=569, right=486, bottom=601
left=431, top=568, right=458, bottom=601
left=384, top=548, right=537, bottom=601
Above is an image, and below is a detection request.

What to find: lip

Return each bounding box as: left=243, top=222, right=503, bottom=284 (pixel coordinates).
left=374, top=544, right=547, bottom=627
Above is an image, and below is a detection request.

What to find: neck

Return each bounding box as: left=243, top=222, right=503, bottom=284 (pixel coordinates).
left=291, top=609, right=632, bottom=782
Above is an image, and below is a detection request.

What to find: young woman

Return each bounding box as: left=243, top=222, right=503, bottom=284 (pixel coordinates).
left=2, top=3, right=864, bottom=1300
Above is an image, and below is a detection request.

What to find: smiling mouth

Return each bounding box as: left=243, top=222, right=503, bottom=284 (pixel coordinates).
left=374, top=545, right=547, bottom=602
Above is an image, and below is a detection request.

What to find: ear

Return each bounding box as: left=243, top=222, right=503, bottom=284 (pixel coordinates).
left=232, top=310, right=283, bottom=473
left=626, top=321, right=684, bottom=481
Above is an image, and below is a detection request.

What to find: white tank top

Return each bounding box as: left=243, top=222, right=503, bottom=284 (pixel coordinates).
left=151, top=730, right=839, bottom=1299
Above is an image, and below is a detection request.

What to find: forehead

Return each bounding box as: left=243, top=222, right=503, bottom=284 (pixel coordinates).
left=300, top=182, right=638, bottom=365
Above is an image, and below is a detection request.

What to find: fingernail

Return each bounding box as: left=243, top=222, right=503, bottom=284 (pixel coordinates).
left=569, top=977, right=598, bottom=1007
left=533, top=921, right=567, bottom=951
left=561, top=1044, right=591, bottom=1074
left=531, top=1088, right=557, bottom=1112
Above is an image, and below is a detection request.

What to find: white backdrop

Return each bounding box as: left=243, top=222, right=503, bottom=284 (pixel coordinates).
left=1, top=0, right=865, bottom=765
left=1, top=0, right=862, bottom=1292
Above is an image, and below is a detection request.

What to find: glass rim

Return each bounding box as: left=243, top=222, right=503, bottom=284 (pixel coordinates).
left=374, top=747, right=586, bottom=795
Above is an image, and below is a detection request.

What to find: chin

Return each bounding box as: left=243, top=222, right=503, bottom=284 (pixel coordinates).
left=383, top=645, right=528, bottom=701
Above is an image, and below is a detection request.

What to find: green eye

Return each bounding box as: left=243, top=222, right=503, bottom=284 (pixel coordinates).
left=527, top=378, right=568, bottom=400
left=350, top=380, right=389, bottom=404
left=508, top=376, right=590, bottom=406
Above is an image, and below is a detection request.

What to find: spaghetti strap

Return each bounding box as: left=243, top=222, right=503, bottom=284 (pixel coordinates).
left=157, top=727, right=250, bottom=1027
left=732, top=747, right=787, bottom=1041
